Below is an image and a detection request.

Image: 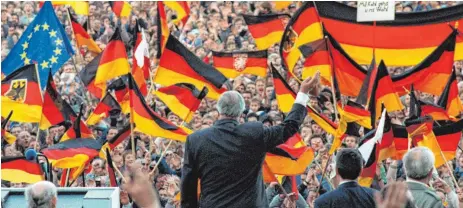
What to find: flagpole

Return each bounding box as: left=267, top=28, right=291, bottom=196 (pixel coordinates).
left=317, top=155, right=333, bottom=194
left=435, top=140, right=460, bottom=190
left=64, top=168, right=71, bottom=187
left=35, top=64, right=43, bottom=151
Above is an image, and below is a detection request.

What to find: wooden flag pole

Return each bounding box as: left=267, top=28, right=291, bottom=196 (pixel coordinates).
left=317, top=155, right=333, bottom=194
left=112, top=162, right=127, bottom=183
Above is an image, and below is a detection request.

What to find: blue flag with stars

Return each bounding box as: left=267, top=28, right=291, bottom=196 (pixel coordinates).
left=1, top=1, right=74, bottom=89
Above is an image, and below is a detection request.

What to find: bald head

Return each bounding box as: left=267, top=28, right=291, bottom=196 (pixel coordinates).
left=216, top=91, right=245, bottom=118
left=25, top=181, right=57, bottom=208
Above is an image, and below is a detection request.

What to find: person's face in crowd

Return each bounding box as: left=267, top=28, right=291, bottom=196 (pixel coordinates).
left=115, top=144, right=125, bottom=155
left=309, top=98, right=318, bottom=108
left=403, top=6, right=413, bottom=12
left=11, top=182, right=24, bottom=188
left=395, top=4, right=404, bottom=12
left=209, top=110, right=219, bottom=120
left=301, top=126, right=312, bottom=141
left=311, top=123, right=323, bottom=135
left=235, top=84, right=244, bottom=93
left=270, top=99, right=279, bottom=112
left=7, top=27, right=14, bottom=36
left=242, top=92, right=252, bottom=107
left=246, top=83, right=256, bottom=94
left=265, top=86, right=274, bottom=98
left=198, top=99, right=208, bottom=111
left=168, top=114, right=180, bottom=124
left=344, top=136, right=357, bottom=148
left=6, top=3, right=14, bottom=13
left=11, top=126, right=22, bottom=137
left=120, top=189, right=130, bottom=205
left=1, top=40, right=8, bottom=49
left=92, top=160, right=105, bottom=175
left=11, top=15, right=18, bottom=24
left=107, top=129, right=119, bottom=141
left=289, top=79, right=300, bottom=92
left=256, top=80, right=265, bottom=94
left=306, top=190, right=319, bottom=204
left=113, top=155, right=123, bottom=169
left=93, top=20, right=101, bottom=31
left=29, top=140, right=39, bottom=150
left=247, top=116, right=258, bottom=122
left=84, top=53, right=93, bottom=62
left=250, top=101, right=260, bottom=113
left=201, top=118, right=214, bottom=129
left=4, top=145, right=17, bottom=156
left=17, top=131, right=31, bottom=148
left=124, top=154, right=136, bottom=167
left=310, top=137, right=324, bottom=151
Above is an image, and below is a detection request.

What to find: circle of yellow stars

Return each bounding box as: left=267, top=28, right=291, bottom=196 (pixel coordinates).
left=19, top=22, right=64, bottom=70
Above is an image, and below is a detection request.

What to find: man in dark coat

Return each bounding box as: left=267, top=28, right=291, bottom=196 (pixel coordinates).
left=314, top=148, right=377, bottom=208
left=181, top=73, right=321, bottom=208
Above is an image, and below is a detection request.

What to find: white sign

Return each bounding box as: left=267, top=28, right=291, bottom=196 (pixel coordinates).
left=357, top=1, right=395, bottom=22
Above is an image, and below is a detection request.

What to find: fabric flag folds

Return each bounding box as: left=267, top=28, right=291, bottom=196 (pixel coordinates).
left=105, top=148, right=118, bottom=187
left=129, top=74, right=192, bottom=142
left=68, top=9, right=101, bottom=53
left=132, top=19, right=150, bottom=95
left=391, top=30, right=457, bottom=96
left=60, top=106, right=93, bottom=142
left=40, top=70, right=77, bottom=130
left=1, top=64, right=42, bottom=123
left=212, top=50, right=268, bottom=78
left=299, top=39, right=332, bottom=86
left=242, top=14, right=290, bottom=50
left=315, top=1, right=463, bottom=65
left=280, top=2, right=323, bottom=76
left=156, top=1, right=169, bottom=59
left=42, top=138, right=102, bottom=169
left=110, top=1, right=132, bottom=17
left=1, top=156, right=44, bottom=183
left=163, top=2, right=190, bottom=25
left=437, top=70, right=463, bottom=118
left=1, top=1, right=73, bottom=88
left=86, top=93, right=121, bottom=126
left=154, top=35, right=228, bottom=100
left=154, top=83, right=208, bottom=123
left=1, top=111, right=16, bottom=144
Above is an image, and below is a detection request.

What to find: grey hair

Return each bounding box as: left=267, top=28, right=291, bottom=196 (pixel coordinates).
left=25, top=181, right=57, bottom=208
left=403, top=146, right=435, bottom=180
left=216, top=91, right=245, bottom=118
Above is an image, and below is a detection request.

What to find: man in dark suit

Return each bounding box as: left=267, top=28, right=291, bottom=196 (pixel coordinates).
left=314, top=148, right=377, bottom=208
left=181, top=73, right=321, bottom=208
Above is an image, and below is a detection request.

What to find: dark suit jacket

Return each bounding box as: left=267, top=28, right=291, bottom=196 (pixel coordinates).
left=314, top=181, right=377, bottom=208
left=181, top=103, right=307, bottom=208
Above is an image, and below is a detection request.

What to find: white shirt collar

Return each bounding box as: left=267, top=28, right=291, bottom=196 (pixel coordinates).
left=339, top=179, right=356, bottom=186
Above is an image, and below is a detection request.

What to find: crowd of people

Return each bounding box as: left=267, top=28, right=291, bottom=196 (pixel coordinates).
left=2, top=1, right=463, bottom=208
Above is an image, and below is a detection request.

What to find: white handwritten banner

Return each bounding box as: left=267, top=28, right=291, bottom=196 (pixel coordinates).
left=357, top=1, right=395, bottom=22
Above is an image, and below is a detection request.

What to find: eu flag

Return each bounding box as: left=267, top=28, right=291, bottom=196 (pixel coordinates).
left=1, top=1, right=74, bottom=89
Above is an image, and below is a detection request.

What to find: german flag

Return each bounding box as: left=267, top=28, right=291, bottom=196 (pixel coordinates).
left=271, top=64, right=297, bottom=113
left=86, top=93, right=121, bottom=126
left=100, top=124, right=131, bottom=159
left=243, top=14, right=290, bottom=50
left=391, top=124, right=409, bottom=160
left=40, top=70, right=77, bottom=130
left=315, top=1, right=463, bottom=66
left=262, top=161, right=278, bottom=183
left=154, top=83, right=208, bottom=122
left=338, top=100, right=372, bottom=129
left=94, top=28, right=130, bottom=85
left=156, top=1, right=169, bottom=59
left=438, top=70, right=462, bottom=118
left=1, top=111, right=16, bottom=144
left=163, top=2, right=190, bottom=25
left=42, top=138, right=102, bottom=168
left=1, top=64, right=42, bottom=123
left=60, top=106, right=93, bottom=142
left=377, top=108, right=396, bottom=161
left=132, top=19, right=149, bottom=96
left=1, top=156, right=44, bottom=183
left=391, top=31, right=457, bottom=96
left=212, top=50, right=267, bottom=78
left=420, top=100, right=452, bottom=121
left=105, top=148, right=118, bottom=187
left=366, top=60, right=404, bottom=127
left=68, top=9, right=101, bottom=54
left=60, top=162, right=88, bottom=187
left=80, top=53, right=105, bottom=99
left=40, top=1, right=89, bottom=15
left=154, top=35, right=228, bottom=100
left=129, top=74, right=192, bottom=142
left=358, top=129, right=378, bottom=187
left=280, top=2, right=323, bottom=74
left=108, top=76, right=130, bottom=114
left=110, top=1, right=132, bottom=17
left=299, top=39, right=332, bottom=86
left=265, top=133, right=315, bottom=176
left=433, top=119, right=463, bottom=165
left=326, top=32, right=367, bottom=97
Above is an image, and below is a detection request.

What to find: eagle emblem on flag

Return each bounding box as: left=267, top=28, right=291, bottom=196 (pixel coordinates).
left=233, top=53, right=248, bottom=72
left=5, top=79, right=27, bottom=103
left=282, top=28, right=298, bottom=53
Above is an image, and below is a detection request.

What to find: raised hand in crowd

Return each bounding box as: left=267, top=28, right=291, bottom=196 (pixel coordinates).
left=375, top=182, right=408, bottom=208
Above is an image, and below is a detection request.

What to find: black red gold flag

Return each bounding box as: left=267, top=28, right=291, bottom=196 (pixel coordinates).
left=243, top=13, right=290, bottom=50
left=212, top=50, right=267, bottom=78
